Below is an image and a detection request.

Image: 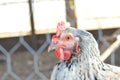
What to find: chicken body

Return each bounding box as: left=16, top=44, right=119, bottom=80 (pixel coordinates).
left=51, top=55, right=120, bottom=80
left=49, top=26, right=120, bottom=80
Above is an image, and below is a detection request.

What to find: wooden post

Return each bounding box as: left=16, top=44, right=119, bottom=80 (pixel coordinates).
left=65, top=0, right=77, bottom=27
left=101, top=35, right=120, bottom=61
left=28, top=0, right=37, bottom=50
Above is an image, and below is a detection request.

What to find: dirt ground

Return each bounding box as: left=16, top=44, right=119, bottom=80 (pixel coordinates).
left=0, top=29, right=120, bottom=80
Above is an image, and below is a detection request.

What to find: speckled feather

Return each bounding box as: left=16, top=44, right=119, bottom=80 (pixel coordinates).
left=50, top=27, right=120, bottom=80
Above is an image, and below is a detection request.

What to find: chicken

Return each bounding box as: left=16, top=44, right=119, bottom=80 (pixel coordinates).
left=48, top=21, right=120, bottom=80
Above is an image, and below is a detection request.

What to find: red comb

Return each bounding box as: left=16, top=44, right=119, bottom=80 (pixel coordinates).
left=51, top=21, right=66, bottom=45
left=56, top=21, right=66, bottom=36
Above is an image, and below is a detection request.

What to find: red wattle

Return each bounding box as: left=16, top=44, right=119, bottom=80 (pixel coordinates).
left=55, top=48, right=71, bottom=60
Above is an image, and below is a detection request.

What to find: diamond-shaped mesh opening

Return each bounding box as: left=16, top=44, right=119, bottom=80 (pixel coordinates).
left=25, top=34, right=48, bottom=50
left=32, top=75, right=42, bottom=80
left=37, top=34, right=46, bottom=45
left=0, top=37, right=19, bottom=51
left=23, top=36, right=37, bottom=50
left=12, top=46, right=34, bottom=79
left=4, top=75, right=16, bottom=80
left=23, top=35, right=46, bottom=50
left=38, top=50, right=58, bottom=78
left=0, top=51, right=6, bottom=77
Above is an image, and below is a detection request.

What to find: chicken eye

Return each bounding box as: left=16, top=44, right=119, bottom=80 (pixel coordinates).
left=65, top=35, right=72, bottom=41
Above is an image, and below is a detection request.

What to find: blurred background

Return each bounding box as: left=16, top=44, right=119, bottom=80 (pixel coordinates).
left=0, top=0, right=120, bottom=80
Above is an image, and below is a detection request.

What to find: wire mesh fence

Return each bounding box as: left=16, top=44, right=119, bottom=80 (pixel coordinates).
left=0, top=34, right=51, bottom=80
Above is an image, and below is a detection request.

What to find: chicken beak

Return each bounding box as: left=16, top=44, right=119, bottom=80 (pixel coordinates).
left=48, top=43, right=57, bottom=52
